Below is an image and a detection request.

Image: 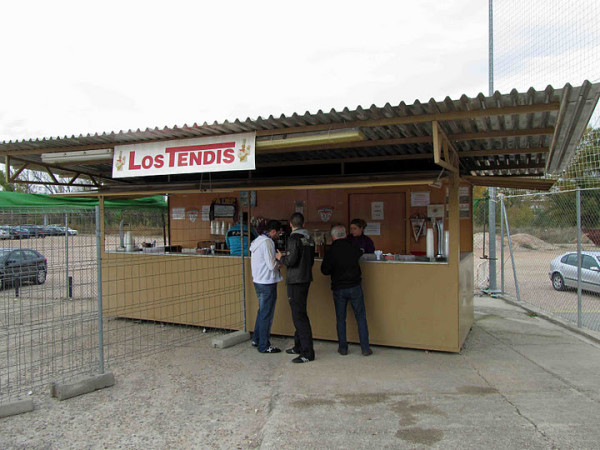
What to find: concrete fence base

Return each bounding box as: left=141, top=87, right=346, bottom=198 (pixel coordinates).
left=0, top=399, right=35, bottom=419
left=211, top=330, right=250, bottom=348
left=50, top=372, right=115, bottom=401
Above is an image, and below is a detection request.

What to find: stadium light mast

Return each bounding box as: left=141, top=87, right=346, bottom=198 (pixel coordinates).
left=488, top=0, right=499, bottom=293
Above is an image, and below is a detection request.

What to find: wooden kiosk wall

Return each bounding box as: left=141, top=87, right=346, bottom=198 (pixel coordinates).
left=101, top=179, right=474, bottom=352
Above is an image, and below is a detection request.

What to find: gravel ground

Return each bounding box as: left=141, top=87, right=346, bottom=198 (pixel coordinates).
left=1, top=333, right=292, bottom=449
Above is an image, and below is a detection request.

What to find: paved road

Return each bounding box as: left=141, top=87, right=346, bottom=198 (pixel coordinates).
left=3, top=295, right=600, bottom=449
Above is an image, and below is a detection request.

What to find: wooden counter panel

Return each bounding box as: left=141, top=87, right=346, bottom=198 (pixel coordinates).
left=101, top=253, right=466, bottom=352
left=102, top=253, right=245, bottom=330
left=246, top=259, right=461, bottom=352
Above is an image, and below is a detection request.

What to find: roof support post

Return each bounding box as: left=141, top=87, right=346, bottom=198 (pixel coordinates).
left=432, top=121, right=459, bottom=173
left=4, top=155, right=9, bottom=185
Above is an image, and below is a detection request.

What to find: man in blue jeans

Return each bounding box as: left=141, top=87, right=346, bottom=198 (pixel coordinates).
left=250, top=219, right=283, bottom=353
left=321, top=224, right=372, bottom=356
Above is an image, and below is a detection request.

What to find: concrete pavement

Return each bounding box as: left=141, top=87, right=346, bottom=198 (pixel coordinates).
left=258, top=295, right=600, bottom=448
left=3, top=294, right=600, bottom=449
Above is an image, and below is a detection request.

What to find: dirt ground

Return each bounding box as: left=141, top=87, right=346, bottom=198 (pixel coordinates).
left=473, top=232, right=600, bottom=330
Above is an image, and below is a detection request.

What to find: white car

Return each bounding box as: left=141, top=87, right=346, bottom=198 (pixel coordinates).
left=549, top=251, right=600, bottom=293
left=0, top=228, right=10, bottom=239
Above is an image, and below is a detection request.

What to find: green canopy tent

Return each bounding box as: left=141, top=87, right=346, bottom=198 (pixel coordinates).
left=0, top=191, right=166, bottom=210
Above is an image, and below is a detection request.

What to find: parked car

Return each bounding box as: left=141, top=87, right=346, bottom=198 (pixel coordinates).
left=45, top=225, right=78, bottom=236
left=0, top=225, right=30, bottom=239
left=20, top=225, right=47, bottom=238
left=549, top=251, right=600, bottom=294
left=0, top=227, right=10, bottom=240
left=42, top=225, right=63, bottom=236
left=0, top=248, right=47, bottom=288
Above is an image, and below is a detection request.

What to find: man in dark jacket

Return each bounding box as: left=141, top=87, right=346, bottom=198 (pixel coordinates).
left=276, top=212, right=316, bottom=363
left=321, top=224, right=372, bottom=356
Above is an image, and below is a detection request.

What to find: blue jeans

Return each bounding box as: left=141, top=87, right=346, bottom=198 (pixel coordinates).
left=332, top=284, right=370, bottom=353
left=253, top=283, right=278, bottom=352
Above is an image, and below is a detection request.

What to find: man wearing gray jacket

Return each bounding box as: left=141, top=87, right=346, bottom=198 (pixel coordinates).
left=250, top=220, right=283, bottom=354
left=276, top=213, right=316, bottom=363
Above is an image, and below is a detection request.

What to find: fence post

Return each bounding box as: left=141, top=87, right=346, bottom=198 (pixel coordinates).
left=500, top=193, right=505, bottom=294
left=501, top=198, right=520, bottom=301
left=240, top=211, right=246, bottom=332
left=64, top=213, right=70, bottom=298
left=488, top=187, right=498, bottom=292
left=95, top=205, right=105, bottom=374
left=576, top=188, right=582, bottom=328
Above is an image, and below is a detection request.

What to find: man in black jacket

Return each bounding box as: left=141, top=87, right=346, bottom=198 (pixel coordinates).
left=321, top=224, right=372, bottom=356
left=276, top=212, right=316, bottom=363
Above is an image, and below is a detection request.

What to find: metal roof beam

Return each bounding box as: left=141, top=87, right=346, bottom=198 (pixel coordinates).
left=257, top=128, right=554, bottom=155
left=7, top=156, right=129, bottom=185
left=254, top=103, right=560, bottom=137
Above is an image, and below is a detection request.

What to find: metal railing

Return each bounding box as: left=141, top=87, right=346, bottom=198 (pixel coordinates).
left=477, top=188, right=600, bottom=333
left=1, top=206, right=244, bottom=407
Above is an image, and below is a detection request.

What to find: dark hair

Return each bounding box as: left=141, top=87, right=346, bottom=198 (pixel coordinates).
left=350, top=218, right=367, bottom=229
left=290, top=212, right=304, bottom=228
left=265, top=219, right=282, bottom=232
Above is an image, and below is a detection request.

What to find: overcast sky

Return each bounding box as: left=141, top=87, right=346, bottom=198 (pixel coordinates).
left=0, top=0, right=489, bottom=143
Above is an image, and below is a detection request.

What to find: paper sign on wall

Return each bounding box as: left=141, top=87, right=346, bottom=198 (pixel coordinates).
left=371, top=202, right=384, bottom=220
left=364, top=222, right=381, bottom=236
left=171, top=207, right=185, bottom=220
left=411, top=191, right=430, bottom=207
left=202, top=205, right=211, bottom=221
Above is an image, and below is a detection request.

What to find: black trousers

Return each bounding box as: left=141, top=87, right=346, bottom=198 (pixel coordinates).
left=287, top=283, right=314, bottom=360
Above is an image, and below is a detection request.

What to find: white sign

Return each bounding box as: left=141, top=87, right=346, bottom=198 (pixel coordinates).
left=364, top=222, right=381, bottom=236
left=202, top=205, right=211, bottom=222
left=171, top=207, right=185, bottom=220
left=411, top=191, right=430, bottom=207
left=112, top=132, right=256, bottom=178
left=371, top=202, right=384, bottom=220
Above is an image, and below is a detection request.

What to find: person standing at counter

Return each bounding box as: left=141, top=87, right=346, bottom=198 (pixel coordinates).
left=321, top=224, right=372, bottom=356
left=348, top=218, right=375, bottom=254
left=276, top=212, right=316, bottom=363
left=226, top=213, right=258, bottom=256
left=250, top=219, right=284, bottom=354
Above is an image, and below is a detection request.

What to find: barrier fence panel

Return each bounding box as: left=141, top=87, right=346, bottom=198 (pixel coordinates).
left=101, top=208, right=245, bottom=366
left=1, top=205, right=245, bottom=409
left=0, top=208, right=100, bottom=406
left=498, top=188, right=600, bottom=332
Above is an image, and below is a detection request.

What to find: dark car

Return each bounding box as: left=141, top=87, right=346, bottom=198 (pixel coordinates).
left=42, top=225, right=62, bottom=236
left=21, top=225, right=47, bottom=238
left=10, top=226, right=32, bottom=239
left=0, top=248, right=47, bottom=288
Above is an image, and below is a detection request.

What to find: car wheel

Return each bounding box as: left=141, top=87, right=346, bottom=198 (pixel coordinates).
left=552, top=272, right=565, bottom=291
left=35, top=269, right=47, bottom=285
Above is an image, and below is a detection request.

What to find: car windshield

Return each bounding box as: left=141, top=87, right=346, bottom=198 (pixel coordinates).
left=0, top=249, right=12, bottom=262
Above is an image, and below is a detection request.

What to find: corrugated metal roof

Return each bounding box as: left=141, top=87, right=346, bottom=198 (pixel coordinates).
left=0, top=81, right=598, bottom=190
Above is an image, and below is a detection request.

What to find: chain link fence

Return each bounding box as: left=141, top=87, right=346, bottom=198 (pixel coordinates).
left=475, top=188, right=600, bottom=332
left=1, top=205, right=245, bottom=409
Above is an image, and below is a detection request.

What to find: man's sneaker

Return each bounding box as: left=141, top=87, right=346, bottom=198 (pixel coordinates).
left=362, top=348, right=373, bottom=356
left=251, top=341, right=258, bottom=347
left=285, top=348, right=299, bottom=355
left=337, top=348, right=348, bottom=356
left=292, top=356, right=311, bottom=363
left=262, top=346, right=281, bottom=354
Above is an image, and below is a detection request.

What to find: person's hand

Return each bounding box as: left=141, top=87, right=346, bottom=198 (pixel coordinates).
left=276, top=249, right=282, bottom=261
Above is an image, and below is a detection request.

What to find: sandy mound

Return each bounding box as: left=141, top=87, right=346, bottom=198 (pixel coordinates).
left=473, top=232, right=558, bottom=251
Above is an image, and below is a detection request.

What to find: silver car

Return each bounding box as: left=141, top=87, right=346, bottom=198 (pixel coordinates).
left=549, top=251, right=600, bottom=293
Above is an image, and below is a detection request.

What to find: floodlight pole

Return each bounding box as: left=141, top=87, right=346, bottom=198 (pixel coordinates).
left=488, top=0, right=499, bottom=293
